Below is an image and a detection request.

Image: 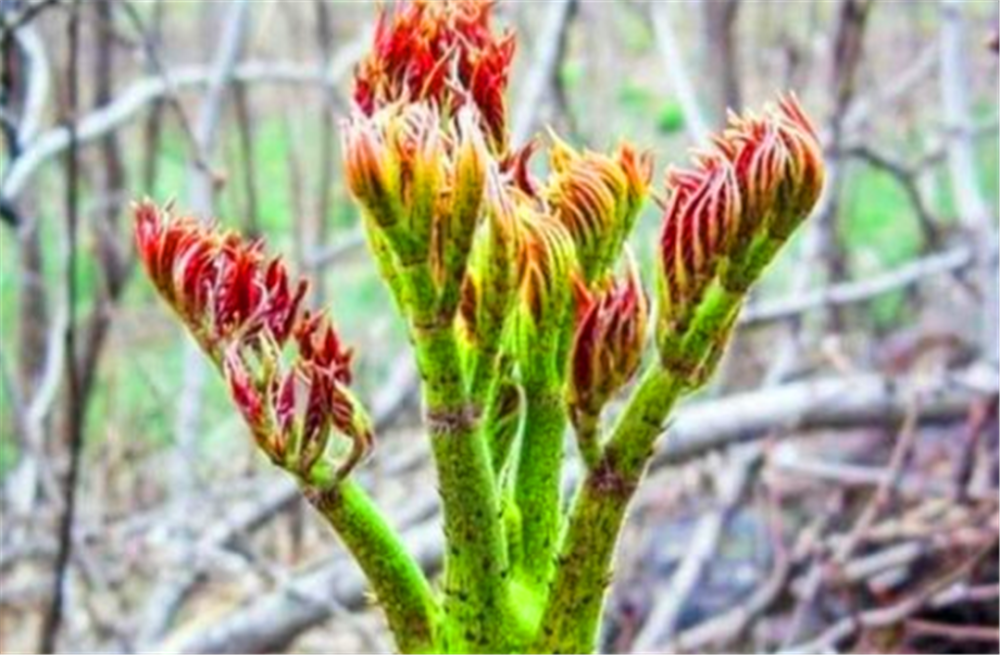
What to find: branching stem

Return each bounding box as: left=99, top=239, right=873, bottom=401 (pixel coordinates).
left=533, top=366, right=684, bottom=653
left=412, top=320, right=513, bottom=652
left=307, top=479, right=438, bottom=654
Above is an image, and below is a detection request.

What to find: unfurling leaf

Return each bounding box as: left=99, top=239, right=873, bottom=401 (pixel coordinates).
left=567, top=258, right=648, bottom=430
left=135, top=201, right=373, bottom=485
left=353, top=0, right=515, bottom=154
left=546, top=136, right=653, bottom=284
left=656, top=93, right=824, bottom=371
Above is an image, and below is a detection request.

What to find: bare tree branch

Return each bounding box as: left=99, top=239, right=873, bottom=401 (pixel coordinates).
left=780, top=540, right=997, bottom=653
left=655, top=368, right=994, bottom=467
left=0, top=0, right=65, bottom=34
left=701, top=0, right=741, bottom=125
left=510, top=0, right=576, bottom=148
left=939, top=0, right=998, bottom=363
left=172, top=0, right=252, bottom=494
left=740, top=246, right=976, bottom=326
left=843, top=144, right=942, bottom=247
left=661, top=490, right=792, bottom=653
left=631, top=445, right=761, bottom=651
left=304, top=227, right=366, bottom=270
left=38, top=1, right=81, bottom=648
left=0, top=41, right=368, bottom=204
left=650, top=2, right=710, bottom=146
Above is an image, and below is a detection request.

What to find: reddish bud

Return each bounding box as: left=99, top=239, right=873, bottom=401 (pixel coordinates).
left=223, top=349, right=267, bottom=443
left=567, top=260, right=648, bottom=428
left=657, top=94, right=824, bottom=333
left=341, top=111, right=407, bottom=234
left=436, top=107, right=490, bottom=290
left=515, top=211, right=577, bottom=328
left=136, top=201, right=372, bottom=485
left=459, top=178, right=520, bottom=349
left=134, top=201, right=307, bottom=358
left=546, top=136, right=653, bottom=283
left=719, top=93, right=824, bottom=242
left=342, top=103, right=489, bottom=283
left=502, top=139, right=541, bottom=198
left=511, top=209, right=582, bottom=385
left=658, top=160, right=742, bottom=329
left=220, top=315, right=371, bottom=485
left=353, top=0, right=515, bottom=154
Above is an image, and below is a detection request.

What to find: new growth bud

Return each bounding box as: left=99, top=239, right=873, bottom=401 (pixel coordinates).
left=656, top=94, right=824, bottom=374
left=342, top=109, right=406, bottom=235
left=224, top=315, right=373, bottom=486
left=353, top=0, right=515, bottom=154
left=657, top=161, right=742, bottom=336
left=435, top=108, right=491, bottom=313
left=135, top=201, right=373, bottom=485
left=568, top=260, right=648, bottom=423
left=512, top=211, right=580, bottom=385
left=342, top=103, right=490, bottom=319
left=134, top=202, right=307, bottom=359
left=342, top=103, right=439, bottom=263
left=458, top=179, right=520, bottom=377
left=546, top=136, right=653, bottom=285
left=459, top=211, right=510, bottom=342
left=567, top=260, right=647, bottom=465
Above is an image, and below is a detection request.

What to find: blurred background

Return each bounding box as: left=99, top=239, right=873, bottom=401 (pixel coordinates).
left=1, top=0, right=998, bottom=652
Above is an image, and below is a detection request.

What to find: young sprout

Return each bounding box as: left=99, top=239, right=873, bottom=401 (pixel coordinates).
left=134, top=3, right=826, bottom=652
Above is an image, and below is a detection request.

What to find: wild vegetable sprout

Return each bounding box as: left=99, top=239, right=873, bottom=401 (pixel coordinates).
left=134, top=1, right=824, bottom=652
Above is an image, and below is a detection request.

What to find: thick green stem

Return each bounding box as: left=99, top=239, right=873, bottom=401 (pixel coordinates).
left=306, top=479, right=438, bottom=653
left=513, top=382, right=566, bottom=589
left=532, top=367, right=683, bottom=653
left=413, top=323, right=512, bottom=652
left=535, top=285, right=744, bottom=652
left=572, top=410, right=601, bottom=470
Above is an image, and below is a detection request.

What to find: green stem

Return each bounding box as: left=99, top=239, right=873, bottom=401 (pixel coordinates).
left=532, top=367, right=683, bottom=653
left=573, top=410, right=601, bottom=470
left=486, top=375, right=522, bottom=476
left=413, top=323, right=512, bottom=653
left=468, top=340, right=502, bottom=407
left=306, top=479, right=438, bottom=654
left=513, top=382, right=566, bottom=589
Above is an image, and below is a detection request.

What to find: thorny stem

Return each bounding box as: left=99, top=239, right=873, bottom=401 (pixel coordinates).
left=306, top=479, right=439, bottom=654
left=534, top=284, right=747, bottom=653
left=412, top=320, right=513, bottom=652
left=573, top=410, right=601, bottom=470
left=532, top=366, right=684, bottom=653
left=513, top=381, right=566, bottom=589
left=468, top=338, right=504, bottom=408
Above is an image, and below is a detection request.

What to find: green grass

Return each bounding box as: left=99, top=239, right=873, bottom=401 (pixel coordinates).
left=617, top=81, right=686, bottom=135
left=840, top=164, right=925, bottom=326
left=974, top=119, right=1000, bottom=216
left=613, top=7, right=655, bottom=54
left=559, top=60, right=585, bottom=91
